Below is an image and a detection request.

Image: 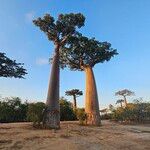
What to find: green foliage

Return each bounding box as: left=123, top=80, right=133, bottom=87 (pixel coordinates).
left=60, top=97, right=76, bottom=121
left=0, top=96, right=78, bottom=124
left=111, top=101, right=150, bottom=123
left=65, top=89, right=83, bottom=96
left=60, top=33, right=118, bottom=70
left=65, top=89, right=83, bottom=110
left=116, top=99, right=124, bottom=104
left=111, top=107, right=124, bottom=121
left=101, top=113, right=112, bottom=120
left=0, top=52, right=27, bottom=78
left=0, top=97, right=28, bottom=123
left=27, top=102, right=46, bottom=126
left=33, top=13, right=85, bottom=43
left=76, top=108, right=87, bottom=125
left=115, top=89, right=135, bottom=97
left=116, top=99, right=124, bottom=107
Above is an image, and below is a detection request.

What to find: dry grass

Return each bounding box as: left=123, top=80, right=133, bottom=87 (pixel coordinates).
left=0, top=121, right=150, bottom=150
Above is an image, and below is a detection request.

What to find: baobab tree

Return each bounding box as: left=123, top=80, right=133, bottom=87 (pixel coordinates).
left=100, top=108, right=108, bottom=115
left=0, top=52, right=27, bottom=78
left=116, top=99, right=124, bottom=108
left=115, top=89, right=135, bottom=107
left=33, top=13, right=85, bottom=128
left=65, top=89, right=83, bottom=111
left=60, top=34, right=118, bottom=126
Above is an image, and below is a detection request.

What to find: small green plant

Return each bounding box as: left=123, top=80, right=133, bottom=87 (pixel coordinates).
left=77, top=108, right=87, bottom=125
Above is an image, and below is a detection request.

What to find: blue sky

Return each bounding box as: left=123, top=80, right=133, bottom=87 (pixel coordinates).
left=0, top=0, right=150, bottom=109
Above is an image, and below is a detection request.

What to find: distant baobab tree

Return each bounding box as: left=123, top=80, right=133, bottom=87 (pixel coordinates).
left=116, top=99, right=124, bottom=108
left=115, top=89, right=135, bottom=107
left=0, top=52, right=27, bottom=78
left=60, top=33, right=118, bottom=126
left=100, top=108, right=108, bottom=115
left=109, top=104, right=114, bottom=112
left=33, top=13, right=85, bottom=129
left=65, top=89, right=83, bottom=111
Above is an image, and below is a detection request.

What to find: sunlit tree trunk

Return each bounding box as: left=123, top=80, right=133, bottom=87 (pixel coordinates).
left=84, top=66, right=101, bottom=126
left=43, top=44, right=60, bottom=129
left=73, top=95, right=77, bottom=111
left=124, top=96, right=127, bottom=107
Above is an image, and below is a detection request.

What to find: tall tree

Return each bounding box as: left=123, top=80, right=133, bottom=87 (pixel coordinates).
left=65, top=89, right=83, bottom=111
left=60, top=34, right=118, bottom=126
left=33, top=13, right=85, bottom=129
left=116, top=99, right=124, bottom=108
left=109, top=104, right=115, bottom=112
left=0, top=52, right=27, bottom=78
left=115, top=89, right=135, bottom=107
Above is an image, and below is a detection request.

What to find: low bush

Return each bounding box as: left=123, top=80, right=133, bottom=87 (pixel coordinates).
left=27, top=102, right=46, bottom=127
left=76, top=108, right=87, bottom=125
left=60, top=97, right=77, bottom=121
left=111, top=101, right=150, bottom=123
left=0, top=97, right=28, bottom=123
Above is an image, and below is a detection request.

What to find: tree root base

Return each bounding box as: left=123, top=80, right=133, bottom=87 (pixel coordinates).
left=86, top=113, right=101, bottom=126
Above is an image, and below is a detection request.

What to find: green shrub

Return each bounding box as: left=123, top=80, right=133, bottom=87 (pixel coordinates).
left=60, top=97, right=77, bottom=121
left=101, top=113, right=112, bottom=120
left=76, top=108, right=87, bottom=125
left=0, top=97, right=28, bottom=123
left=110, top=101, right=150, bottom=123
left=27, top=102, right=46, bottom=127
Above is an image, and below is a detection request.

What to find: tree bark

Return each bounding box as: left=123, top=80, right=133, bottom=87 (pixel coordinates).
left=73, top=95, right=77, bottom=111
left=121, top=102, right=123, bottom=108
left=84, top=66, right=101, bottom=126
left=124, top=96, right=127, bottom=107
left=43, top=44, right=60, bottom=129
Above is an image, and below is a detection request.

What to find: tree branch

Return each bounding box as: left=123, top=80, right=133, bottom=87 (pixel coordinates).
left=60, top=34, right=70, bottom=45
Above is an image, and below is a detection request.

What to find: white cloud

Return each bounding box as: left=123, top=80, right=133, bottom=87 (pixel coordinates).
left=36, top=58, right=49, bottom=65
left=25, top=11, right=35, bottom=22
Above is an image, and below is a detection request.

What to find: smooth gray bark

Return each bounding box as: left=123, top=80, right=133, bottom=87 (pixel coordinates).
left=43, top=45, right=60, bottom=129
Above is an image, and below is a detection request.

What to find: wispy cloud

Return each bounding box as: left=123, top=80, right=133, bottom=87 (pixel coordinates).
left=25, top=11, right=35, bottom=23
left=36, top=58, right=49, bottom=65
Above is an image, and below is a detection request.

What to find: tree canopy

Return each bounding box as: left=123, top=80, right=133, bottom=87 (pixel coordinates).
left=65, top=89, right=83, bottom=97
left=115, top=89, right=135, bottom=97
left=59, top=33, right=118, bottom=70
left=33, top=13, right=85, bottom=45
left=0, top=52, right=27, bottom=78
left=116, top=99, right=124, bottom=104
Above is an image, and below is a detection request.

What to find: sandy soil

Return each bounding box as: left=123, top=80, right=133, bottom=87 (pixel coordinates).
left=0, top=121, right=150, bottom=150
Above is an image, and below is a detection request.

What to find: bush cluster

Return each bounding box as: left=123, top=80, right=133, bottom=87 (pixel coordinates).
left=0, top=97, right=80, bottom=126
left=0, top=97, right=28, bottom=123
left=110, top=101, right=150, bottom=123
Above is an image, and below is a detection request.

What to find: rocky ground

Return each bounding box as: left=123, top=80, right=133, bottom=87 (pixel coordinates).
left=0, top=120, right=150, bottom=150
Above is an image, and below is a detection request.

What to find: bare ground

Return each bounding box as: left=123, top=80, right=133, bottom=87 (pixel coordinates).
left=0, top=121, right=150, bottom=150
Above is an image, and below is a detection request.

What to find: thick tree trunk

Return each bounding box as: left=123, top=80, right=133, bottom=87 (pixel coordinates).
left=84, top=66, right=101, bottom=126
left=73, top=95, right=77, bottom=111
left=43, top=44, right=60, bottom=129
